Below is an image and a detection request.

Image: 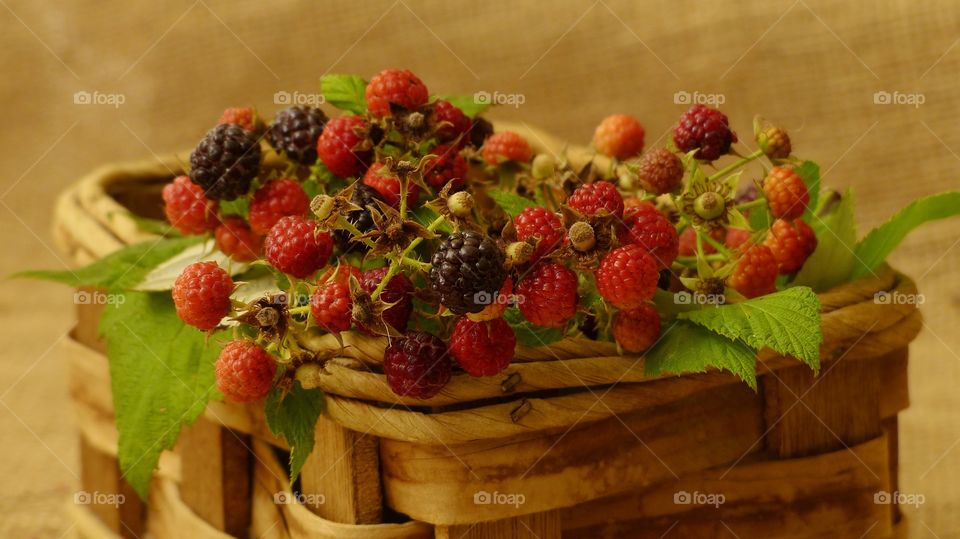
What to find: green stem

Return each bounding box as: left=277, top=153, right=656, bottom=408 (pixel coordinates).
left=336, top=215, right=376, bottom=248
left=288, top=305, right=310, bottom=316
left=676, top=254, right=726, bottom=264
left=735, top=199, right=766, bottom=212
left=707, top=149, right=763, bottom=181
left=371, top=215, right=445, bottom=301
left=697, top=227, right=732, bottom=258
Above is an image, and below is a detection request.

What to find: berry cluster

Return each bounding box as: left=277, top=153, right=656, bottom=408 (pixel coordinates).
left=165, top=69, right=817, bottom=402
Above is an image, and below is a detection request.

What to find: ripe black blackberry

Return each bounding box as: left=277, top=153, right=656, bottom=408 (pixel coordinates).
left=429, top=230, right=506, bottom=315
left=334, top=183, right=382, bottom=253
left=267, top=106, right=328, bottom=165
left=189, top=124, right=262, bottom=200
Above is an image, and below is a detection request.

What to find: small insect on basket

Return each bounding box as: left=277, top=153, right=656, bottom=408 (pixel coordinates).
left=36, top=69, right=956, bottom=538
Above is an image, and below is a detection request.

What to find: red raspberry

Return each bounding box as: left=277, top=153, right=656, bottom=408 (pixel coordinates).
left=592, top=114, right=645, bottom=160
left=724, top=228, right=751, bottom=250
left=763, top=166, right=809, bottom=220
left=248, top=179, right=310, bottom=235
left=423, top=144, right=467, bottom=191
left=636, top=148, right=683, bottom=195
left=264, top=216, right=333, bottom=278
left=728, top=244, right=778, bottom=298
left=433, top=99, right=471, bottom=144
left=310, top=280, right=352, bottom=333
left=215, top=217, right=261, bottom=262
left=218, top=107, right=257, bottom=133
left=383, top=331, right=451, bottom=399
left=764, top=219, right=817, bottom=274
left=567, top=181, right=624, bottom=218
left=514, top=207, right=564, bottom=261
left=596, top=245, right=658, bottom=310
left=362, top=162, right=421, bottom=208
left=215, top=340, right=276, bottom=403
left=365, top=69, right=429, bottom=117
left=172, top=261, right=234, bottom=330
left=612, top=304, right=661, bottom=353
left=482, top=131, right=533, bottom=165
left=516, top=262, right=578, bottom=328
left=162, top=176, right=219, bottom=235
left=677, top=227, right=725, bottom=257
left=361, top=267, right=414, bottom=332
left=673, top=104, right=737, bottom=162
left=618, top=202, right=679, bottom=269
left=317, top=115, right=370, bottom=178
left=450, top=317, right=516, bottom=377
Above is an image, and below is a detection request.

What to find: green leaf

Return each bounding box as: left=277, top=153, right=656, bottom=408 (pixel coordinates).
left=435, top=94, right=490, bottom=117
left=100, top=292, right=224, bottom=498
left=219, top=197, right=249, bottom=218
left=411, top=206, right=453, bottom=234
left=792, top=189, right=857, bottom=291
left=794, top=161, right=820, bottom=221
left=852, top=191, right=960, bottom=278
left=126, top=214, right=182, bottom=237
left=747, top=204, right=771, bottom=231
left=487, top=189, right=535, bottom=218
left=135, top=239, right=249, bottom=291
left=645, top=321, right=758, bottom=389
left=265, top=383, right=324, bottom=481
left=503, top=307, right=564, bottom=347
left=320, top=74, right=367, bottom=115
left=678, top=287, right=822, bottom=371
left=15, top=236, right=203, bottom=290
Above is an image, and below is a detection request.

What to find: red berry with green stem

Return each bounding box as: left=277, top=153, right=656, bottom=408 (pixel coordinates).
left=612, top=304, right=661, bottom=353
left=728, top=244, right=778, bottom=298
left=516, top=262, right=578, bottom=328
left=310, top=280, right=352, bottom=333
left=365, top=69, right=429, bottom=117
left=162, top=176, right=220, bottom=235
left=567, top=181, right=624, bottom=218
left=596, top=244, right=659, bottom=310
left=215, top=217, right=261, bottom=262
left=763, top=166, right=809, bottom=220
left=482, top=131, right=533, bottom=165
left=264, top=216, right=333, bottom=278
left=248, top=179, right=310, bottom=235
left=423, top=144, right=468, bottom=191
left=514, top=207, right=565, bottom=261
left=450, top=317, right=516, bottom=377
left=673, top=104, right=737, bottom=162
left=215, top=340, right=276, bottom=403
left=618, top=202, right=679, bottom=269
left=636, top=148, right=684, bottom=195
left=433, top=99, right=471, bottom=144
left=172, top=261, right=234, bottom=330
left=764, top=218, right=817, bottom=274
left=317, top=115, right=371, bottom=178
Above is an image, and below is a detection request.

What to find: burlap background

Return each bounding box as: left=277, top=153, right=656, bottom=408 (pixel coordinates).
left=1, top=1, right=958, bottom=537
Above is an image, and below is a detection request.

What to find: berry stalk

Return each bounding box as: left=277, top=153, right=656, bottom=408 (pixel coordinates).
left=707, top=148, right=763, bottom=181
left=371, top=214, right=445, bottom=301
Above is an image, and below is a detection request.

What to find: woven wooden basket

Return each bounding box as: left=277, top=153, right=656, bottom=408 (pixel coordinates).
left=54, top=123, right=921, bottom=538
